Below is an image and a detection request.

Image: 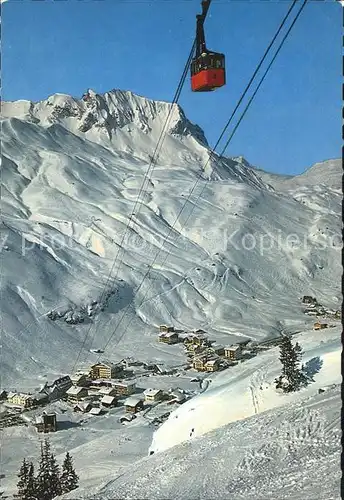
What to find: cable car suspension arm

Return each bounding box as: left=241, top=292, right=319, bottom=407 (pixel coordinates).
left=195, top=0, right=212, bottom=58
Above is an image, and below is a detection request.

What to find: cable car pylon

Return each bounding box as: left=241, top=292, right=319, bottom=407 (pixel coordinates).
left=191, top=0, right=226, bottom=92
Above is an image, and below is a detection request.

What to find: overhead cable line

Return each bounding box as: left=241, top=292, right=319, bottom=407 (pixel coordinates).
left=207, top=0, right=299, bottom=153
left=71, top=7, right=211, bottom=373
left=219, top=0, right=308, bottom=157
left=94, top=0, right=308, bottom=360
left=175, top=0, right=310, bottom=245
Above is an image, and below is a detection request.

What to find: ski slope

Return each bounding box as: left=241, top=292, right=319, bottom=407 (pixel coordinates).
left=86, top=386, right=341, bottom=500
left=1, top=325, right=340, bottom=499
left=0, top=88, right=341, bottom=499
left=149, top=325, right=341, bottom=454
left=62, top=326, right=341, bottom=500
left=0, top=89, right=341, bottom=392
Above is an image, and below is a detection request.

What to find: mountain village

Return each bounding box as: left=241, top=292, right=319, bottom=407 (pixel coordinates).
left=0, top=294, right=340, bottom=435
left=0, top=326, right=247, bottom=432
left=1, top=3, right=340, bottom=490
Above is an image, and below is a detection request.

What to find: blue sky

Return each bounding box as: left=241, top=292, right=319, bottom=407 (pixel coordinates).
left=2, top=0, right=341, bottom=175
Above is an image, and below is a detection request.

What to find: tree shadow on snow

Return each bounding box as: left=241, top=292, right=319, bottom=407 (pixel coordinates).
left=57, top=420, right=81, bottom=431
left=303, top=356, right=323, bottom=381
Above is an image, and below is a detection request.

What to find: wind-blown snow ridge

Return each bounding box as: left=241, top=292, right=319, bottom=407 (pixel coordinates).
left=0, top=88, right=342, bottom=389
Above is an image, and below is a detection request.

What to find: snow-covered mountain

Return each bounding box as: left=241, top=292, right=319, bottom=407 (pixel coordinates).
left=1, top=89, right=208, bottom=162
left=252, top=157, right=341, bottom=191
left=1, top=88, right=341, bottom=500
left=1, top=88, right=342, bottom=390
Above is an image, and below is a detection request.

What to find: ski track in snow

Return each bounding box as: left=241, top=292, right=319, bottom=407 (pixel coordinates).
left=0, top=89, right=341, bottom=499
left=65, top=382, right=340, bottom=500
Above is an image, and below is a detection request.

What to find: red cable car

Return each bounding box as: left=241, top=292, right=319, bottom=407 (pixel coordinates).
left=191, top=1, right=226, bottom=92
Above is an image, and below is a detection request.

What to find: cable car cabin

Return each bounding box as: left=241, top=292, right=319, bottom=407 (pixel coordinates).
left=191, top=52, right=225, bottom=92
left=191, top=2, right=226, bottom=93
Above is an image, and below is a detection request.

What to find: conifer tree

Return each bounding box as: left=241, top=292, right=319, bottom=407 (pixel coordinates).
left=60, top=452, right=79, bottom=494
left=26, top=462, right=37, bottom=500
left=275, top=335, right=307, bottom=392
left=48, top=449, right=62, bottom=498
left=36, top=439, right=61, bottom=500
left=36, top=441, right=50, bottom=500
left=15, top=459, right=37, bottom=500
left=14, top=458, right=29, bottom=499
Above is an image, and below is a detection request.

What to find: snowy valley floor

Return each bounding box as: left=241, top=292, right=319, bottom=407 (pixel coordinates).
left=1, top=325, right=341, bottom=499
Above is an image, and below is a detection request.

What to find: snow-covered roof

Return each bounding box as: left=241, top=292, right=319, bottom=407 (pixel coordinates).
left=101, top=395, right=116, bottom=404
left=206, top=360, right=219, bottom=366
left=193, top=356, right=207, bottom=362
left=224, top=345, right=241, bottom=352
left=89, top=379, right=109, bottom=386
left=74, top=401, right=89, bottom=410
left=22, top=393, right=33, bottom=399
left=114, top=381, right=136, bottom=388
left=170, top=389, right=185, bottom=402
left=143, top=388, right=162, bottom=397
left=91, top=361, right=120, bottom=369
left=156, top=364, right=173, bottom=373
left=120, top=414, right=134, bottom=422
left=89, top=407, right=102, bottom=415
left=39, top=386, right=54, bottom=396
left=170, top=393, right=185, bottom=402
left=177, top=332, right=191, bottom=339
left=32, top=412, right=56, bottom=424
left=159, top=331, right=178, bottom=338
left=51, top=375, right=72, bottom=387
left=66, top=386, right=86, bottom=396
left=98, top=387, right=115, bottom=395
left=8, top=392, right=33, bottom=400
left=185, top=332, right=206, bottom=338
left=124, top=396, right=143, bottom=407
left=20, top=413, right=34, bottom=423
